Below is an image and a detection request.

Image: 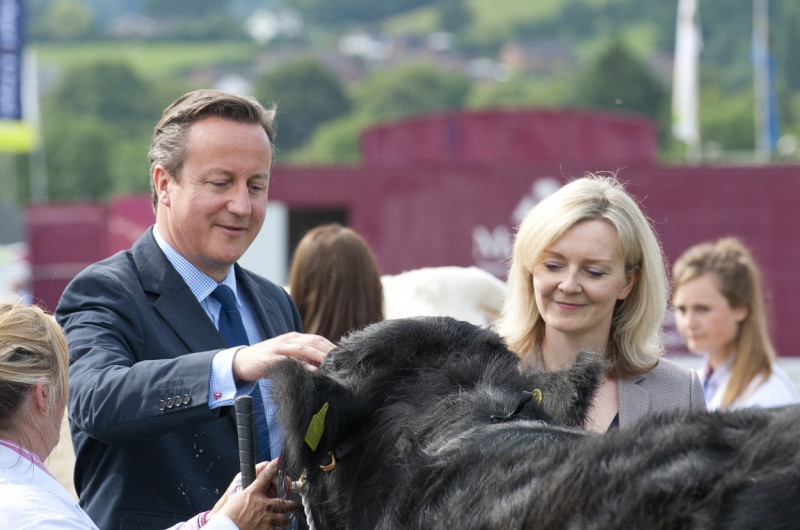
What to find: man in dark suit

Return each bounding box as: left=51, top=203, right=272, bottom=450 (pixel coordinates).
left=56, top=89, right=334, bottom=529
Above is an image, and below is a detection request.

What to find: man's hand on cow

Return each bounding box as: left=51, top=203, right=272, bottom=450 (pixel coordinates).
left=233, top=332, right=335, bottom=381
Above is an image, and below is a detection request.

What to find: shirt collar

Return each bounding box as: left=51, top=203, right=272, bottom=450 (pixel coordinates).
left=152, top=225, right=237, bottom=303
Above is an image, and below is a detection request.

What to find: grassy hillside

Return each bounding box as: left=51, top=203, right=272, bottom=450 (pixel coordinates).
left=34, top=41, right=260, bottom=81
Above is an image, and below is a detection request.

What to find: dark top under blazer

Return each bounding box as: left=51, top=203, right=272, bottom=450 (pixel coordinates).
left=56, top=228, right=303, bottom=530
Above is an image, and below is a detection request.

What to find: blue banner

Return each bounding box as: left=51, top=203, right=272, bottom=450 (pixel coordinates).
left=752, top=0, right=779, bottom=155
left=0, top=0, right=23, bottom=121
left=763, top=50, right=780, bottom=152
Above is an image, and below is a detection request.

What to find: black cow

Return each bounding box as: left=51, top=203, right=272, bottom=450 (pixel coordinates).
left=272, top=316, right=800, bottom=529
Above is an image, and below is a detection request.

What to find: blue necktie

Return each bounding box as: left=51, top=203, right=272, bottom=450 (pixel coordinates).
left=211, top=285, right=271, bottom=461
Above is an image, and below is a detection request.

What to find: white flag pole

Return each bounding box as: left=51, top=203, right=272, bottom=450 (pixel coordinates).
left=752, top=0, right=779, bottom=161
left=671, top=0, right=702, bottom=163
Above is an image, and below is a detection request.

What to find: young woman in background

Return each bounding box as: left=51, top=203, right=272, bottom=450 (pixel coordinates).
left=672, top=237, right=800, bottom=410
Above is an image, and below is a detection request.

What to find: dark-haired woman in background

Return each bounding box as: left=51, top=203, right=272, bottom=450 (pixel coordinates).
left=288, top=224, right=384, bottom=342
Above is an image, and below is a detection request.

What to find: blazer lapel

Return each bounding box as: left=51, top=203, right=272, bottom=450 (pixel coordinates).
left=618, top=374, right=650, bottom=429
left=236, top=265, right=282, bottom=339
left=133, top=229, right=226, bottom=354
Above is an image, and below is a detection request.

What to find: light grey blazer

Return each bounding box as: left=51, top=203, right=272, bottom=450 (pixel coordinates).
left=618, top=357, right=706, bottom=429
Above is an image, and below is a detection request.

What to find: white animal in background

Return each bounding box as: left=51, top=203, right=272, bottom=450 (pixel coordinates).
left=381, top=266, right=506, bottom=327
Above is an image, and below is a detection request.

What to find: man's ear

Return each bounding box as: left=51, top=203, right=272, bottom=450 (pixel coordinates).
left=153, top=166, right=172, bottom=208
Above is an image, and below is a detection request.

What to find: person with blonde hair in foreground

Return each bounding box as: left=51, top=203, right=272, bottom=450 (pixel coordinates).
left=496, top=173, right=705, bottom=432
left=672, top=237, right=800, bottom=410
left=0, top=302, right=296, bottom=529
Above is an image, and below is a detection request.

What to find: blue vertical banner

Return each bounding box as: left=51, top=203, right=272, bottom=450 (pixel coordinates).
left=0, top=0, right=23, bottom=121
left=0, top=0, right=34, bottom=153
left=765, top=48, right=779, bottom=152
left=752, top=0, right=780, bottom=156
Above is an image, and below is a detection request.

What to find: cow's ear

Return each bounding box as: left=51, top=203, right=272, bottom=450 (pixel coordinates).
left=272, top=358, right=354, bottom=470
left=569, top=350, right=609, bottom=414
left=527, top=351, right=606, bottom=427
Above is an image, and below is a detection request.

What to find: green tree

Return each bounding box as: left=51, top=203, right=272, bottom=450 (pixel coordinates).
left=568, top=38, right=666, bottom=119
left=356, top=63, right=471, bottom=121
left=784, top=91, right=800, bottom=159
left=255, top=60, right=352, bottom=153
left=41, top=61, right=157, bottom=199
left=775, top=2, right=800, bottom=93
left=48, top=61, right=156, bottom=130
left=288, top=113, right=375, bottom=165
left=468, top=72, right=568, bottom=109
left=700, top=86, right=755, bottom=153
left=44, top=114, right=114, bottom=200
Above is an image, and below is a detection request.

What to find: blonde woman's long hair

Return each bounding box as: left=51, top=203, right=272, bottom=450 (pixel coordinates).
left=496, top=173, right=668, bottom=376
left=672, top=237, right=775, bottom=409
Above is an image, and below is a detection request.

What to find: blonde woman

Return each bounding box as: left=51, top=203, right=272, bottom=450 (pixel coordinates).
left=672, top=237, right=800, bottom=410
left=497, top=174, right=705, bottom=432
left=0, top=302, right=296, bottom=529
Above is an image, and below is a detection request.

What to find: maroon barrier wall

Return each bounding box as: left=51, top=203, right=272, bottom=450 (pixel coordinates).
left=27, top=203, right=107, bottom=313
left=27, top=109, right=800, bottom=357
left=107, top=195, right=156, bottom=252
left=361, top=108, right=657, bottom=167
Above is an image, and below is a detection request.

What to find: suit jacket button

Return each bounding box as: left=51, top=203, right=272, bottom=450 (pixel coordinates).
left=166, top=397, right=175, bottom=408
left=174, top=395, right=182, bottom=407
left=183, top=394, right=191, bottom=405
left=159, top=400, right=167, bottom=411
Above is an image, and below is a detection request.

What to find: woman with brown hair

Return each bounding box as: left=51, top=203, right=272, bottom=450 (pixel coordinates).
left=288, top=224, right=384, bottom=342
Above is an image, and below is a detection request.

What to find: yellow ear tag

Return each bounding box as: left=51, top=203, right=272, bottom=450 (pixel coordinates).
left=304, top=402, right=329, bottom=451
left=532, top=388, right=543, bottom=405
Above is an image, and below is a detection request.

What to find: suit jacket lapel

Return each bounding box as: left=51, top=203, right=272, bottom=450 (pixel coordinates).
left=618, top=373, right=649, bottom=429
left=133, top=229, right=226, bottom=354
left=235, top=265, right=281, bottom=339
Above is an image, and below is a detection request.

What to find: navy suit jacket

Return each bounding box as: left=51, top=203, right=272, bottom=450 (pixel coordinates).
left=56, top=228, right=303, bottom=530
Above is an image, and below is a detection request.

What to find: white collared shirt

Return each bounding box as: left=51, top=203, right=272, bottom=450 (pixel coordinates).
left=0, top=441, right=99, bottom=529
left=0, top=440, right=240, bottom=530
left=699, top=355, right=800, bottom=410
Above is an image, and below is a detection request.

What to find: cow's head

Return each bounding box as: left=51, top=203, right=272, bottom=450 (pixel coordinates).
left=272, top=316, right=604, bottom=529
